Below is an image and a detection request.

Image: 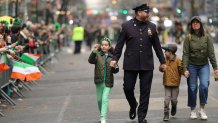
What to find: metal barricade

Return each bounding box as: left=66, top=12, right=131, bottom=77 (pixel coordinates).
left=0, top=69, right=11, bottom=88
left=0, top=70, right=16, bottom=106
left=0, top=30, right=63, bottom=117
left=35, top=39, right=60, bottom=74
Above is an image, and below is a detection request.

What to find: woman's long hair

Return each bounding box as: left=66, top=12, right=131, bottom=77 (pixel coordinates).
left=190, top=20, right=205, bottom=37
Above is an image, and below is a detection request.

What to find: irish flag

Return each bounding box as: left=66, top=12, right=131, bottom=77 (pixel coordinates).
left=11, top=61, right=41, bottom=81
left=21, top=53, right=41, bottom=65
left=0, top=53, right=9, bottom=72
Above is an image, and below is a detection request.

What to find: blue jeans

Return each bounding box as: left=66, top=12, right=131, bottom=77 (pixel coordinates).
left=187, top=64, right=210, bottom=108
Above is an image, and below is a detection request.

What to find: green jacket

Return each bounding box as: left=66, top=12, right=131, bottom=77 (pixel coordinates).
left=88, top=50, right=119, bottom=88
left=182, top=34, right=218, bottom=71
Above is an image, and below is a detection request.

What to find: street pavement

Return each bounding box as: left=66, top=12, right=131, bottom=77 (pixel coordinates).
left=1, top=43, right=218, bottom=123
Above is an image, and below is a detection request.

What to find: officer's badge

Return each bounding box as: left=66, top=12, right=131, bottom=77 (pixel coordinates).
left=148, top=28, right=152, bottom=37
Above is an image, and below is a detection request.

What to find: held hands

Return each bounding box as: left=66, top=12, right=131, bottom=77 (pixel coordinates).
left=110, top=60, right=117, bottom=68
left=159, top=64, right=167, bottom=72
left=184, top=70, right=190, bottom=78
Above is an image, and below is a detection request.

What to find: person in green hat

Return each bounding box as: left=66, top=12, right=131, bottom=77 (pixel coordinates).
left=10, top=18, right=22, bottom=44
left=13, top=18, right=21, bottom=27
left=88, top=37, right=119, bottom=123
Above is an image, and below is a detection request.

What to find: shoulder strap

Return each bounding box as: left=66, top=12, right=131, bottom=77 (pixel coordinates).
left=205, top=33, right=209, bottom=42
left=188, top=34, right=192, bottom=41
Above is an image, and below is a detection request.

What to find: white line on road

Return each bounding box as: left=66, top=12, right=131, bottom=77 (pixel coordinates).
left=56, top=96, right=71, bottom=123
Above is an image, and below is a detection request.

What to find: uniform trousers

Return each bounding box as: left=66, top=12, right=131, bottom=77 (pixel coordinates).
left=123, top=70, right=153, bottom=120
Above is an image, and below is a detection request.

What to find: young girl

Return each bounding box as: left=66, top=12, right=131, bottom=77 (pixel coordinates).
left=160, top=44, right=183, bottom=121
left=88, top=37, right=119, bottom=123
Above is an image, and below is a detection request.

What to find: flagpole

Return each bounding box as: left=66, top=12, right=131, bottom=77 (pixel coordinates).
left=13, top=55, right=23, bottom=62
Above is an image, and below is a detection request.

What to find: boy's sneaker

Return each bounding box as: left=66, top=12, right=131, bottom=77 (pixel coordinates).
left=190, top=110, right=197, bottom=119
left=163, top=112, right=169, bottom=121
left=199, top=110, right=208, bottom=120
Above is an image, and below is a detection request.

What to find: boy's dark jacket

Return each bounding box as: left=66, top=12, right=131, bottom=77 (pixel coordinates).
left=88, top=50, right=119, bottom=88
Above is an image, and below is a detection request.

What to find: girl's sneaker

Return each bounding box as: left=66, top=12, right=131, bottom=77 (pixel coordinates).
left=101, top=119, right=106, bottom=123
left=190, top=110, right=197, bottom=119
left=198, top=110, right=208, bottom=120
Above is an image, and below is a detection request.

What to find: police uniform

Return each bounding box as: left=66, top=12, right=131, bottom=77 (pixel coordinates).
left=112, top=4, right=166, bottom=122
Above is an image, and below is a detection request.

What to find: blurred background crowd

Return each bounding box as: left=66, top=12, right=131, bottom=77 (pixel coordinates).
left=0, top=0, right=217, bottom=50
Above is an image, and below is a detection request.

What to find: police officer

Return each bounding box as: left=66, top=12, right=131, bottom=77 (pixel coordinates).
left=110, top=4, right=166, bottom=123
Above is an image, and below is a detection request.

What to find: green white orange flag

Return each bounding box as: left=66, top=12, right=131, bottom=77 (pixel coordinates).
left=21, top=53, right=41, bottom=65
left=0, top=53, right=9, bottom=72
left=11, top=61, right=41, bottom=81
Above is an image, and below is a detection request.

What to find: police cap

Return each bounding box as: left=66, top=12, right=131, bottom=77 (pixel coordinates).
left=132, top=4, right=150, bottom=12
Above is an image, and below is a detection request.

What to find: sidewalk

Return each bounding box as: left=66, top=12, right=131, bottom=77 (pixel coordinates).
left=1, top=46, right=218, bottom=123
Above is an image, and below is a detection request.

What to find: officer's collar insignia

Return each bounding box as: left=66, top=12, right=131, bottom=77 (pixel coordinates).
left=148, top=28, right=152, bottom=37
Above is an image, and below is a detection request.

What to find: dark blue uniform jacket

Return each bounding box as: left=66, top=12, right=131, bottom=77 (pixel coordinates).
left=113, top=18, right=166, bottom=70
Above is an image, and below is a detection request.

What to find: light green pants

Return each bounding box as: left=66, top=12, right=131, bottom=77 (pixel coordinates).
left=96, top=83, right=111, bottom=120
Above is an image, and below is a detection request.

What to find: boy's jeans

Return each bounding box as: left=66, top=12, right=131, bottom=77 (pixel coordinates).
left=187, top=64, right=210, bottom=108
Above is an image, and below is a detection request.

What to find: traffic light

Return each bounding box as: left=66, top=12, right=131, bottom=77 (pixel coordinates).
left=175, top=8, right=182, bottom=17
left=176, top=8, right=182, bottom=14
left=119, top=9, right=128, bottom=15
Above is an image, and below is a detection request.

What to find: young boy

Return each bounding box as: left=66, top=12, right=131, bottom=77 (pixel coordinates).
left=160, top=44, right=183, bottom=121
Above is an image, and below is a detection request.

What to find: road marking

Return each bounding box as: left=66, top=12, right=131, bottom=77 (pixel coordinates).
left=56, top=96, right=71, bottom=123
left=109, top=96, right=218, bottom=112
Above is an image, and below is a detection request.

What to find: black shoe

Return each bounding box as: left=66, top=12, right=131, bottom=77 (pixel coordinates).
left=171, top=105, right=177, bottom=116
left=129, top=102, right=138, bottom=120
left=138, top=119, right=147, bottom=123
left=163, top=112, right=169, bottom=121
